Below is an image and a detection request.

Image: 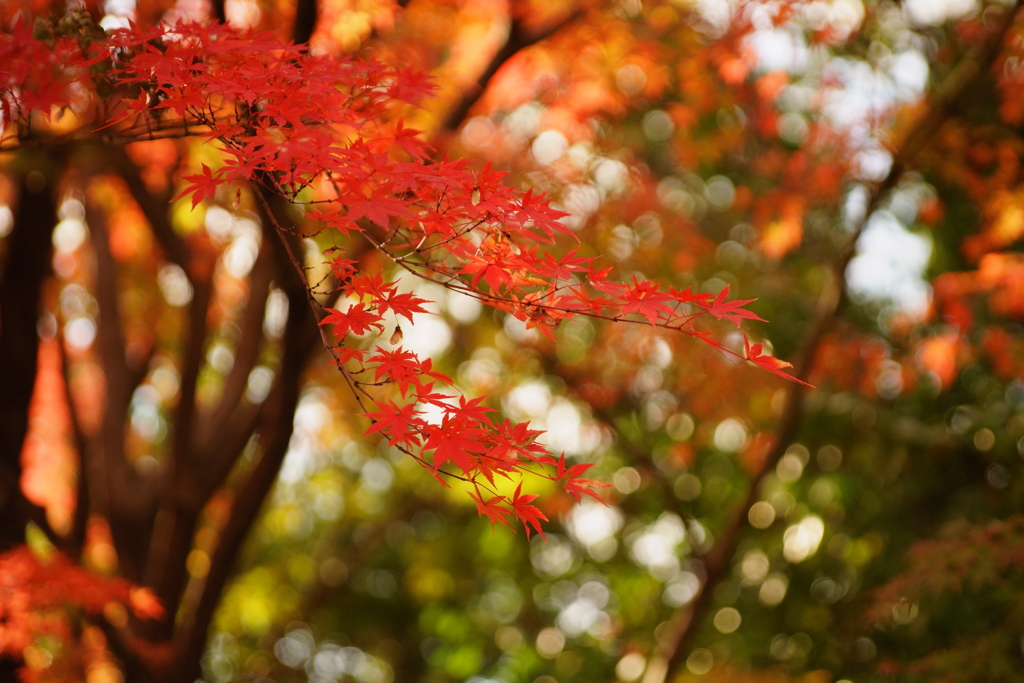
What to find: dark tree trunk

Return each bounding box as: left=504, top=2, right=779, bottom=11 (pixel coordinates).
left=0, top=158, right=57, bottom=552
left=0, top=156, right=57, bottom=680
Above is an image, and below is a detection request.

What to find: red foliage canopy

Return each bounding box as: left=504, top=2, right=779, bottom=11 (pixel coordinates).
left=1, top=19, right=793, bottom=539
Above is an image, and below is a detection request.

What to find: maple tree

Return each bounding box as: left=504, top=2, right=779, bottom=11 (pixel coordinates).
left=6, top=0, right=1024, bottom=682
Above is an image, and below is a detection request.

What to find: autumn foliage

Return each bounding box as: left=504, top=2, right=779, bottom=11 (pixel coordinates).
left=6, top=1, right=1024, bottom=683
left=0, top=546, right=163, bottom=682
left=5, top=16, right=797, bottom=533
left=0, top=6, right=796, bottom=680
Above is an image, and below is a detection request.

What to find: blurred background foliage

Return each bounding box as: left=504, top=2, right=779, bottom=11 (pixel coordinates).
left=7, top=0, right=1024, bottom=682
left=191, top=1, right=1024, bottom=681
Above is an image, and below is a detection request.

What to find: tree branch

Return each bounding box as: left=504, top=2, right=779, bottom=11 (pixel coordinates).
left=210, top=0, right=226, bottom=24
left=142, top=282, right=213, bottom=633
left=293, top=0, right=319, bottom=46
left=192, top=242, right=274, bottom=498
left=86, top=198, right=160, bottom=583
left=103, top=144, right=191, bottom=273
left=197, top=242, right=273, bottom=455
left=169, top=197, right=318, bottom=683
left=196, top=194, right=372, bottom=496
left=168, top=276, right=214, bottom=490
left=650, top=6, right=1024, bottom=682
left=437, top=6, right=584, bottom=135
left=56, top=337, right=91, bottom=557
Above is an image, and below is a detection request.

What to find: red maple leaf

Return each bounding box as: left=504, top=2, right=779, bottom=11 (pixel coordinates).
left=701, top=284, right=766, bottom=326
left=461, top=255, right=516, bottom=292
left=320, top=302, right=385, bottom=338
left=362, top=400, right=422, bottom=447
left=555, top=452, right=594, bottom=480
left=469, top=491, right=514, bottom=530
left=423, top=417, right=489, bottom=474
left=348, top=272, right=393, bottom=301
left=511, top=482, right=548, bottom=540
left=175, top=164, right=221, bottom=209
left=555, top=453, right=609, bottom=503
left=489, top=418, right=550, bottom=465
left=444, top=395, right=497, bottom=424
left=620, top=277, right=678, bottom=325
left=390, top=118, right=433, bottom=160
left=346, top=196, right=412, bottom=228
left=379, top=290, right=430, bottom=323
left=369, top=346, right=425, bottom=397
left=475, top=449, right=518, bottom=487
left=327, top=257, right=359, bottom=283
left=541, top=248, right=593, bottom=281
left=743, top=333, right=811, bottom=386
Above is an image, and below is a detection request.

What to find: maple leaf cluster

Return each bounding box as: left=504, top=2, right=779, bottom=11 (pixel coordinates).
left=0, top=20, right=798, bottom=536
left=0, top=547, right=163, bottom=681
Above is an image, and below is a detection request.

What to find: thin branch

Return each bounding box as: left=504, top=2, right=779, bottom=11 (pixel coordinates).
left=0, top=127, right=203, bottom=153
left=102, top=144, right=191, bottom=272
left=87, top=202, right=133, bottom=412
left=196, top=401, right=264, bottom=496
left=359, top=227, right=773, bottom=372
left=56, top=337, right=91, bottom=557
left=169, top=278, right=214, bottom=481
left=437, top=6, right=584, bottom=135
left=197, top=242, right=273, bottom=453
left=650, top=5, right=1024, bottom=682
